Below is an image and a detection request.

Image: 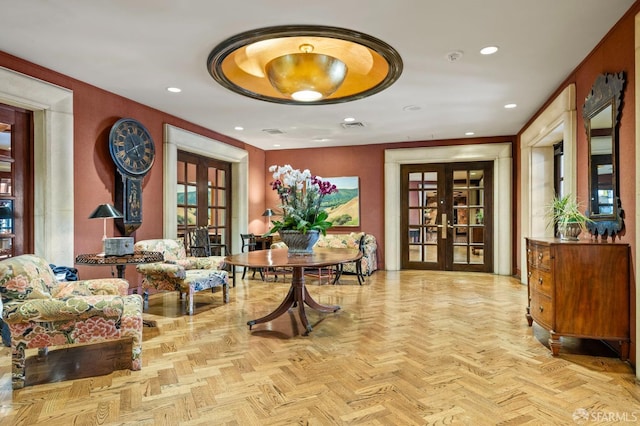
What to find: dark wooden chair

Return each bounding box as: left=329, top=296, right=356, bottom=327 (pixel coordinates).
left=240, top=233, right=264, bottom=280
left=188, top=227, right=212, bottom=257
left=188, top=227, right=234, bottom=285
left=333, top=234, right=366, bottom=285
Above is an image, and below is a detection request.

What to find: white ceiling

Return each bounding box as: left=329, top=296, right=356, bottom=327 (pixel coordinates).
left=0, top=1, right=635, bottom=151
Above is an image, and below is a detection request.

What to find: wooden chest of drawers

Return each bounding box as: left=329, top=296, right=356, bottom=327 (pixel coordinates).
left=525, top=238, right=630, bottom=359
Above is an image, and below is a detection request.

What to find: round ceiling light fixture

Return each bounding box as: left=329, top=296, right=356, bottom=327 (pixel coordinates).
left=207, top=25, right=403, bottom=105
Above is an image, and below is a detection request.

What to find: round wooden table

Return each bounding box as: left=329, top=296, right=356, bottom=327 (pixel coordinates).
left=224, top=247, right=362, bottom=335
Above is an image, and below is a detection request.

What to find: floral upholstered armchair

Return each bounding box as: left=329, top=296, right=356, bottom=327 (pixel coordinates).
left=0, top=254, right=143, bottom=389
left=134, top=239, right=229, bottom=315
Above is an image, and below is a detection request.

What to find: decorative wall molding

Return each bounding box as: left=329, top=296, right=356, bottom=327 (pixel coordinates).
left=163, top=125, right=248, bottom=254
left=384, top=142, right=512, bottom=275
left=0, top=66, right=74, bottom=266
left=519, top=84, right=576, bottom=284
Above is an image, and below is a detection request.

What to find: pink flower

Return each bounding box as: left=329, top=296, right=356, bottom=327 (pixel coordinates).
left=5, top=276, right=30, bottom=293
left=71, top=317, right=119, bottom=343
left=121, top=315, right=142, bottom=332
left=27, top=332, right=68, bottom=348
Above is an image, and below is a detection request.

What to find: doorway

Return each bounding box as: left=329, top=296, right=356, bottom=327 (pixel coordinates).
left=401, top=161, right=493, bottom=272
left=177, top=150, right=232, bottom=254
left=0, top=103, right=33, bottom=259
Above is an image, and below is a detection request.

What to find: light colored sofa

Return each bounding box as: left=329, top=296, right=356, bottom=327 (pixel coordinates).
left=0, top=254, right=143, bottom=389
left=272, top=232, right=378, bottom=277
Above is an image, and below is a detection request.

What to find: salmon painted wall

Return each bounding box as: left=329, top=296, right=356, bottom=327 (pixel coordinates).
left=265, top=136, right=514, bottom=269
left=517, top=2, right=638, bottom=363
left=0, top=51, right=265, bottom=282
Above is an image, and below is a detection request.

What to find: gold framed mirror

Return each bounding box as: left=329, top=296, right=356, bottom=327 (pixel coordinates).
left=582, top=72, right=625, bottom=239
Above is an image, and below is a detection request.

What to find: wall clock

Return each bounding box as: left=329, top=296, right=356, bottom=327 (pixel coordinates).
left=109, top=118, right=155, bottom=176
left=108, top=118, right=155, bottom=235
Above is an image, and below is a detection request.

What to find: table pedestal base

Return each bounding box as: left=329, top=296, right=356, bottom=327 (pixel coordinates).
left=247, top=267, right=340, bottom=335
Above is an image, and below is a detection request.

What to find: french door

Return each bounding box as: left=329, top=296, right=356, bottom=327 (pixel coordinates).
left=0, top=104, right=33, bottom=259
left=177, top=151, right=232, bottom=254
left=401, top=162, right=493, bottom=272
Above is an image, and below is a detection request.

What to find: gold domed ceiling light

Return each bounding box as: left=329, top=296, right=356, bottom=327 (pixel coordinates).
left=207, top=25, right=403, bottom=105
left=266, top=43, right=347, bottom=102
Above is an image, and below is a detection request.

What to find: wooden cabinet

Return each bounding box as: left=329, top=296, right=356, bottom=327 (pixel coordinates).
left=525, top=238, right=630, bottom=359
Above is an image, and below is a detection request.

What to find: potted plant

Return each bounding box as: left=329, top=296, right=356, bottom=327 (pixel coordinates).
left=545, top=194, right=592, bottom=240
left=265, top=164, right=338, bottom=254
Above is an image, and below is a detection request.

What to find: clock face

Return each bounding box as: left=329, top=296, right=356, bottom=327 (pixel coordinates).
left=109, top=118, right=155, bottom=176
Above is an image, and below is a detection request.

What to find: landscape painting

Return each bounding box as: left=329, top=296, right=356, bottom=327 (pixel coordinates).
left=321, top=176, right=360, bottom=227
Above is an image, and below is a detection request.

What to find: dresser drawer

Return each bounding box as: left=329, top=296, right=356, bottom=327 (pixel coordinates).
left=530, top=291, right=554, bottom=329
left=528, top=268, right=553, bottom=297
left=527, top=242, right=551, bottom=271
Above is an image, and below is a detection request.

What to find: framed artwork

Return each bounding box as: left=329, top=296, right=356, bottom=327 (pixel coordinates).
left=321, top=176, right=360, bottom=227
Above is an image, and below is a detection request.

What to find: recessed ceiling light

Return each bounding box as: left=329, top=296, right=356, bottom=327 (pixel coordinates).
left=343, top=117, right=355, bottom=122
left=480, top=46, right=499, bottom=55
left=273, top=144, right=281, bottom=147
left=167, top=87, right=182, bottom=93
left=234, top=126, right=244, bottom=131
left=504, top=103, right=517, bottom=109
left=313, top=137, right=330, bottom=142
left=465, top=132, right=475, bottom=136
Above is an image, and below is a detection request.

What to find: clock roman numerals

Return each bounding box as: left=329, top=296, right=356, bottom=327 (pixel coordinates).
left=109, top=119, right=155, bottom=177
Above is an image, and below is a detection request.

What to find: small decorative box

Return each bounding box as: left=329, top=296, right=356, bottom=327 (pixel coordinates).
left=104, top=237, right=134, bottom=256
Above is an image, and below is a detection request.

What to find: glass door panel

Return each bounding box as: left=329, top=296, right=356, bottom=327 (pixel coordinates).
left=402, top=162, right=492, bottom=272
left=404, top=167, right=444, bottom=269
left=178, top=151, right=232, bottom=254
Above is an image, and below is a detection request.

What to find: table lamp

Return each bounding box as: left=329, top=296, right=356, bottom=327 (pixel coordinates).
left=89, top=203, right=123, bottom=241
left=262, top=208, right=274, bottom=230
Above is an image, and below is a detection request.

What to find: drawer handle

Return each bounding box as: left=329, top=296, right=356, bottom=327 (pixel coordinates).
left=539, top=306, right=544, bottom=312
left=538, top=277, right=543, bottom=285
left=537, top=253, right=543, bottom=261
left=527, top=271, right=532, bottom=278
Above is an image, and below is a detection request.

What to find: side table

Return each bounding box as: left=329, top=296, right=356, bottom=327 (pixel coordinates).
left=75, top=251, right=163, bottom=279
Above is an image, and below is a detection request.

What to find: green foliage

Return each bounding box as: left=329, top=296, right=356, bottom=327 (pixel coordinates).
left=320, top=189, right=357, bottom=209
left=545, top=194, right=592, bottom=233
left=268, top=209, right=333, bottom=236
left=332, top=214, right=353, bottom=226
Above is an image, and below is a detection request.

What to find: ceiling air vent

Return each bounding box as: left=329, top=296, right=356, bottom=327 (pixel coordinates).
left=340, top=121, right=365, bottom=129
left=262, top=128, right=285, bottom=135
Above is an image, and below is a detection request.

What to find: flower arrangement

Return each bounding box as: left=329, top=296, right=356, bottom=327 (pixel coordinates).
left=265, top=164, right=338, bottom=236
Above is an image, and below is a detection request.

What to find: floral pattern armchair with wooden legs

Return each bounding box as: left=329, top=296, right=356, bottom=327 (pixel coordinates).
left=0, top=254, right=143, bottom=389
left=134, top=239, right=229, bottom=315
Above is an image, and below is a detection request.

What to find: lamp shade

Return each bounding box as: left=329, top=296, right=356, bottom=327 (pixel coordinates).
left=89, top=204, right=123, bottom=219
left=262, top=209, right=275, bottom=217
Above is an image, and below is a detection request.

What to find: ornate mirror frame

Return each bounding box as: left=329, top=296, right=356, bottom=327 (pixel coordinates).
left=582, top=72, right=625, bottom=240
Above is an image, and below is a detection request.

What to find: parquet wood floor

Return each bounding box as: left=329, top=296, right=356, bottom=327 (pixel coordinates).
left=1, top=271, right=638, bottom=425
